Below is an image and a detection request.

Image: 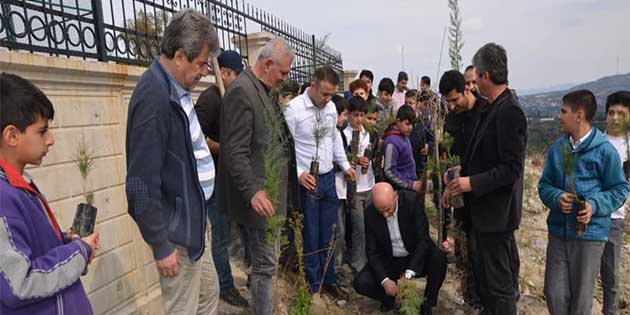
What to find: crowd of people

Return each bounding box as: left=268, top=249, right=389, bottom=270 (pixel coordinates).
left=0, top=8, right=628, bottom=315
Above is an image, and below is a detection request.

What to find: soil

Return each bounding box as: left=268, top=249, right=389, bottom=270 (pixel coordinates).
left=217, top=157, right=630, bottom=314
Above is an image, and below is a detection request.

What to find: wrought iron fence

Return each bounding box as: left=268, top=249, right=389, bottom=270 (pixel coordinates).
left=0, top=0, right=343, bottom=87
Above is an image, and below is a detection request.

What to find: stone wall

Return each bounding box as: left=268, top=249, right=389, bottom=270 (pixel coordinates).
left=0, top=50, right=214, bottom=315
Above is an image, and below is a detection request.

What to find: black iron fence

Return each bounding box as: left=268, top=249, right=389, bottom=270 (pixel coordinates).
left=0, top=0, right=343, bottom=87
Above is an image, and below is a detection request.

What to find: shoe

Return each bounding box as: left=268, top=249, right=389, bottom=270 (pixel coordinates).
left=380, top=303, right=395, bottom=312
left=420, top=302, right=433, bottom=315
left=245, top=274, right=251, bottom=289
left=322, top=283, right=349, bottom=300
left=220, top=286, right=249, bottom=307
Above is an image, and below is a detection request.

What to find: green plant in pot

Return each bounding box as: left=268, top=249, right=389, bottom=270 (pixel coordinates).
left=71, top=136, right=97, bottom=238
left=310, top=110, right=331, bottom=198
left=346, top=129, right=360, bottom=207
left=442, top=132, right=464, bottom=208
left=561, top=144, right=586, bottom=238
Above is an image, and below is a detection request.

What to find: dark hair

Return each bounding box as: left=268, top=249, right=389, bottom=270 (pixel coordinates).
left=313, top=66, right=340, bottom=86
left=349, top=79, right=369, bottom=94
left=606, top=91, right=630, bottom=113
left=359, top=70, right=374, bottom=81
left=562, top=89, right=597, bottom=122
left=421, top=76, right=431, bottom=86
left=348, top=96, right=368, bottom=113
left=439, top=70, right=466, bottom=96
left=332, top=94, right=348, bottom=116
left=397, top=71, right=409, bottom=83
left=464, top=65, right=475, bottom=73
left=280, top=80, right=300, bottom=97
left=378, top=78, right=395, bottom=94
left=472, top=42, right=508, bottom=85
left=367, top=99, right=380, bottom=114
left=418, top=89, right=434, bottom=102
left=160, top=9, right=220, bottom=61
left=0, top=73, right=55, bottom=133
left=299, top=82, right=310, bottom=94
left=396, top=105, right=416, bottom=123
left=405, top=89, right=418, bottom=99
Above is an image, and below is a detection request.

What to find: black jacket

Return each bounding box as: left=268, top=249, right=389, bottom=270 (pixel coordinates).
left=125, top=59, right=207, bottom=262
left=365, top=191, right=436, bottom=282
left=463, top=88, right=527, bottom=233
left=194, top=84, right=221, bottom=162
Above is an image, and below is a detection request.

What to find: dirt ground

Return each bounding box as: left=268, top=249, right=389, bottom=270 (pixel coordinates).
left=217, top=157, right=630, bottom=314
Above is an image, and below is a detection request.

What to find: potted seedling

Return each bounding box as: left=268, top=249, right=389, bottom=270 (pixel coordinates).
left=362, top=142, right=373, bottom=175
left=71, top=136, right=97, bottom=238
left=442, top=132, right=464, bottom=209
left=561, top=144, right=586, bottom=238
left=346, top=130, right=360, bottom=206
left=310, top=110, right=331, bottom=198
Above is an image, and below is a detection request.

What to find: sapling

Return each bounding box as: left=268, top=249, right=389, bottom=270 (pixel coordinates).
left=561, top=144, right=586, bottom=238
left=70, top=136, right=97, bottom=237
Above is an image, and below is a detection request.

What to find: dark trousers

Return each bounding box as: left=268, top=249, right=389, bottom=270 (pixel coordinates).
left=454, top=217, right=481, bottom=308
left=353, top=245, right=447, bottom=307
left=470, top=229, right=520, bottom=315
left=301, top=171, right=338, bottom=293
left=207, top=195, right=234, bottom=291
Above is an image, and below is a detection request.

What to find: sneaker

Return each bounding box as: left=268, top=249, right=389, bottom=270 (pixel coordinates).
left=220, top=286, right=249, bottom=307
left=420, top=302, right=433, bottom=315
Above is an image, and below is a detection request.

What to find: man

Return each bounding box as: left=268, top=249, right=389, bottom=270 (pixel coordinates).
left=284, top=66, right=356, bottom=299
left=446, top=43, right=527, bottom=315
left=392, top=71, right=408, bottom=111
left=218, top=38, right=296, bottom=315
left=359, top=69, right=376, bottom=103
left=353, top=183, right=447, bottom=314
left=194, top=50, right=248, bottom=307
left=464, top=65, right=479, bottom=93
left=439, top=69, right=488, bottom=311
left=125, top=10, right=220, bottom=314
left=420, top=76, right=431, bottom=91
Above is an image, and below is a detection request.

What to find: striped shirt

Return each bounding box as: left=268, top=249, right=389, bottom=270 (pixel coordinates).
left=169, top=77, right=215, bottom=201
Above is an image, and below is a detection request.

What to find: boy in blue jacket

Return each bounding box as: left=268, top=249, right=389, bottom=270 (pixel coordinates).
left=538, top=90, right=628, bottom=315
left=0, top=73, right=99, bottom=315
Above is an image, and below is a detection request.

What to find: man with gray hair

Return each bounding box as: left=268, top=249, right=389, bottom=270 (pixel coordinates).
left=218, top=37, right=297, bottom=315
left=125, top=9, right=220, bottom=314
left=445, top=42, right=527, bottom=315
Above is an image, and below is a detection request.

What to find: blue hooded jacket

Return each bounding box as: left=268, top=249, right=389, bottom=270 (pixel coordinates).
left=538, top=128, right=628, bottom=241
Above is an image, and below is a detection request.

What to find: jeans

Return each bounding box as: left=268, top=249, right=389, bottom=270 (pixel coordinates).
left=206, top=195, right=234, bottom=291
left=301, top=171, right=338, bottom=293
left=243, top=226, right=278, bottom=315
left=601, top=218, right=625, bottom=315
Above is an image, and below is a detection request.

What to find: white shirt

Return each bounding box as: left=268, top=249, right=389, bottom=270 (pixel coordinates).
left=381, top=200, right=415, bottom=285
left=605, top=133, right=628, bottom=219
left=569, top=129, right=592, bottom=150
left=343, top=125, right=375, bottom=192
left=335, top=129, right=348, bottom=200
left=284, top=89, right=351, bottom=176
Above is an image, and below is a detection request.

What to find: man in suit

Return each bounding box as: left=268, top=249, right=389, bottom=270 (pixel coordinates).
left=353, top=183, right=447, bottom=314
left=446, top=43, right=527, bottom=315
left=218, top=38, right=297, bottom=315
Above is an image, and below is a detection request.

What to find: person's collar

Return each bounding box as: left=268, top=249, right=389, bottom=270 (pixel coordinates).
left=570, top=128, right=593, bottom=149
left=162, top=65, right=190, bottom=100
left=0, top=159, right=33, bottom=190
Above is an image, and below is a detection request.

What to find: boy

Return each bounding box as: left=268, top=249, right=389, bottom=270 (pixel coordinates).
left=538, top=90, right=628, bottom=315
left=405, top=89, right=418, bottom=109
left=383, top=105, right=422, bottom=192
left=0, top=73, right=99, bottom=315
left=343, top=96, right=376, bottom=273
left=333, top=95, right=350, bottom=277
left=349, top=79, right=370, bottom=101
left=601, top=90, right=630, bottom=315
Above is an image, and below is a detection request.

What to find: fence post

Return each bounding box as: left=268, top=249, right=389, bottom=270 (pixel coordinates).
left=311, top=34, right=317, bottom=76
left=91, top=0, right=108, bottom=62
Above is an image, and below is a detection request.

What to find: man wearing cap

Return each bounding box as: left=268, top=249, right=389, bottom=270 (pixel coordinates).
left=194, top=50, right=249, bottom=307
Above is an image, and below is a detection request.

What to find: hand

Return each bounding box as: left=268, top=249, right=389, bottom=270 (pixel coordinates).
left=251, top=191, right=275, bottom=217
left=412, top=180, right=422, bottom=193
left=156, top=248, right=180, bottom=278
left=64, top=228, right=79, bottom=240
left=577, top=201, right=593, bottom=224
left=205, top=138, right=220, bottom=155
left=299, top=172, right=317, bottom=191
left=559, top=193, right=573, bottom=214
left=383, top=279, right=399, bottom=297
left=81, top=232, right=100, bottom=264
left=443, top=165, right=462, bottom=185
left=420, top=144, right=429, bottom=156
left=447, top=177, right=472, bottom=196
left=358, top=156, right=370, bottom=168
left=440, top=237, right=454, bottom=253
left=441, top=187, right=452, bottom=208
left=345, top=168, right=356, bottom=182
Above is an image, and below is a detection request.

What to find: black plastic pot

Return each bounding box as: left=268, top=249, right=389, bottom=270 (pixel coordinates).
left=308, top=160, right=322, bottom=199
left=447, top=168, right=465, bottom=209
left=362, top=147, right=372, bottom=175
left=71, top=203, right=98, bottom=237
left=572, top=197, right=586, bottom=238
left=623, top=160, right=630, bottom=180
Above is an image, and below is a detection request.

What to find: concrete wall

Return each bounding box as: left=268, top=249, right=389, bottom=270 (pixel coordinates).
left=0, top=50, right=214, bottom=315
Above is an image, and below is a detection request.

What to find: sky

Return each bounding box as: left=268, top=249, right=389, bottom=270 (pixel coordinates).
left=250, top=0, right=630, bottom=91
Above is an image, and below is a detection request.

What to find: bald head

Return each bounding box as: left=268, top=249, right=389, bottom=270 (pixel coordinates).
left=372, top=183, right=398, bottom=217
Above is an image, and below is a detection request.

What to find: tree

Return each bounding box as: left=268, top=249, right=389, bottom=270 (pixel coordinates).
left=125, top=11, right=170, bottom=60
left=448, top=0, right=464, bottom=71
